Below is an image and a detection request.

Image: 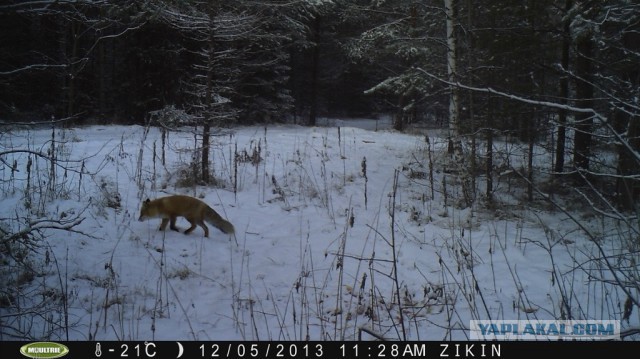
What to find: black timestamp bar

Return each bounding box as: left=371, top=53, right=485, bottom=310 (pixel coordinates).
left=0, top=340, right=631, bottom=359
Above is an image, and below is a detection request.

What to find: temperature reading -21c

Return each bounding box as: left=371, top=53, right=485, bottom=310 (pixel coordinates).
left=120, top=343, right=157, bottom=357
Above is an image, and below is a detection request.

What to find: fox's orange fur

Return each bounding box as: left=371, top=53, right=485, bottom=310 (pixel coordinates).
left=138, top=195, right=234, bottom=237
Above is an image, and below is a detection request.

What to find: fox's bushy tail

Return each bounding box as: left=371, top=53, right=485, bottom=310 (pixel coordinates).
left=205, top=206, right=235, bottom=234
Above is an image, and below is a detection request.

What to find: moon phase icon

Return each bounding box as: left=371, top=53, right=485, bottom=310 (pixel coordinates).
left=176, top=342, right=184, bottom=358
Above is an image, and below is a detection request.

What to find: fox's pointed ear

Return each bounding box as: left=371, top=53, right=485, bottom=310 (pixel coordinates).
left=144, top=198, right=150, bottom=203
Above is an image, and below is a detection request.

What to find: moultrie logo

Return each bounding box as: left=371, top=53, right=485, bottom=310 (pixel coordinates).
left=470, top=320, right=621, bottom=340
left=19, top=342, right=70, bottom=359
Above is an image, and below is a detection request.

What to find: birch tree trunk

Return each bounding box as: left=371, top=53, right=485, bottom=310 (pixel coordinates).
left=445, top=0, right=461, bottom=156
left=445, top=0, right=472, bottom=206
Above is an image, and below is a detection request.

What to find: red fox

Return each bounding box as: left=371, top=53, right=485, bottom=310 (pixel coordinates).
left=138, top=195, right=234, bottom=237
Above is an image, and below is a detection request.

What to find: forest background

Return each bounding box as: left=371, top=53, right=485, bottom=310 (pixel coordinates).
left=3, top=0, right=640, bottom=212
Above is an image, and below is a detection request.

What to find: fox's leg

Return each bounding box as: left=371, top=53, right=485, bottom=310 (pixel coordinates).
left=183, top=220, right=209, bottom=237
left=159, top=218, right=169, bottom=231
left=198, top=221, right=209, bottom=238
left=169, top=216, right=179, bottom=232
left=183, top=219, right=198, bottom=235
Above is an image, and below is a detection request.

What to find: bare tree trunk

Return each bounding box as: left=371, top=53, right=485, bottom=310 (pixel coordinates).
left=573, top=34, right=593, bottom=171
left=202, top=3, right=216, bottom=184
left=616, top=109, right=640, bottom=210
left=486, top=96, right=493, bottom=200
left=467, top=0, right=476, bottom=198
left=445, top=0, right=472, bottom=206
left=615, top=34, right=640, bottom=210
left=393, top=95, right=406, bottom=131
left=309, top=15, right=320, bottom=127
left=67, top=20, right=79, bottom=119
left=527, top=113, right=535, bottom=201
left=445, top=0, right=461, bottom=156
left=554, top=0, right=572, bottom=175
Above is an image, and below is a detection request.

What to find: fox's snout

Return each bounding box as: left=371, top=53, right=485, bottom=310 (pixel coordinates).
left=138, top=210, right=148, bottom=222
left=138, top=211, right=150, bottom=221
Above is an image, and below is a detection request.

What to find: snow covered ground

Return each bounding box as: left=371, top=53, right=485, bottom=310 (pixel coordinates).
left=1, top=120, right=637, bottom=341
